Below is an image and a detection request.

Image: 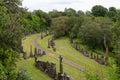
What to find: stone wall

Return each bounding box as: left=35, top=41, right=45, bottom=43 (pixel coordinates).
left=34, top=55, right=70, bottom=80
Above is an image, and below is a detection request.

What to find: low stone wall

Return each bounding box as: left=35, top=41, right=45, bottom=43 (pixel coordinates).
left=34, top=55, right=70, bottom=80
left=35, top=61, right=56, bottom=78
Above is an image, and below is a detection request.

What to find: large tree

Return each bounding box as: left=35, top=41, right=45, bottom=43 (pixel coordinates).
left=51, top=16, right=69, bottom=38
left=92, top=5, right=108, bottom=17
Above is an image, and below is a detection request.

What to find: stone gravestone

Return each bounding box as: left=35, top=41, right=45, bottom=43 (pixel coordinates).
left=100, top=55, right=105, bottom=65
left=37, top=49, right=41, bottom=57
left=23, top=51, right=27, bottom=59
left=34, top=47, right=37, bottom=56
left=34, top=52, right=37, bottom=62
left=58, top=55, right=64, bottom=80
left=30, top=45, right=33, bottom=57
left=89, top=52, right=93, bottom=59
left=42, top=51, right=46, bottom=55
left=51, top=40, right=55, bottom=48
left=81, top=48, right=84, bottom=54
left=48, top=39, right=50, bottom=48
left=53, top=46, right=56, bottom=52
left=85, top=51, right=89, bottom=57
left=41, top=32, right=43, bottom=39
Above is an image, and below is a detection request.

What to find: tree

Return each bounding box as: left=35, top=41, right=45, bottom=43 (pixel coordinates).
left=108, top=7, right=117, bottom=21
left=64, top=8, right=76, bottom=17
left=92, top=5, right=108, bottom=17
left=78, top=20, right=103, bottom=49
left=51, top=16, right=69, bottom=38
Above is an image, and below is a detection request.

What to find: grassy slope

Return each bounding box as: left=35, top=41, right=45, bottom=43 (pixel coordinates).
left=17, top=34, right=52, bottom=80
left=38, top=36, right=110, bottom=77
left=17, top=34, right=110, bottom=80
left=17, top=34, right=86, bottom=80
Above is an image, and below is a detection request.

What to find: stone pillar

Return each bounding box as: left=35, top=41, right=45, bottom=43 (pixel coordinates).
left=57, top=55, right=64, bottom=80
left=37, top=49, right=41, bottom=56
left=30, top=45, right=33, bottom=57
left=41, top=32, right=43, bottom=39
left=34, top=47, right=37, bottom=56
left=53, top=46, right=56, bottom=52
left=48, top=39, right=50, bottom=48
left=59, top=55, right=63, bottom=74
left=23, top=51, right=27, bottom=59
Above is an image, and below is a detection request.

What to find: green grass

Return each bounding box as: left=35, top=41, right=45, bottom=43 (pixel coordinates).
left=16, top=34, right=110, bottom=80
left=16, top=58, right=52, bottom=80
left=17, top=34, right=86, bottom=80
left=38, top=35, right=110, bottom=77
left=38, top=55, right=86, bottom=80
left=17, top=34, right=52, bottom=80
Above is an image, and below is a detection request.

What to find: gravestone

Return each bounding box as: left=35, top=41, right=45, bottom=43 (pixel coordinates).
left=23, top=51, right=27, bottom=59
left=100, top=55, right=105, bottom=65
left=34, top=47, right=37, bottom=56
left=48, top=39, right=50, bottom=48
left=30, top=45, right=33, bottom=57
left=89, top=52, right=93, bottom=59
left=53, top=46, right=56, bottom=52
left=34, top=53, right=37, bottom=62
left=37, top=49, right=41, bottom=57
left=42, top=51, right=46, bottom=55
left=59, top=55, right=63, bottom=74
left=41, top=32, right=43, bottom=39
left=85, top=51, right=89, bottom=57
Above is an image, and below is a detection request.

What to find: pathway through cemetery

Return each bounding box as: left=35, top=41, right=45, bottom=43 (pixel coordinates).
left=33, top=35, right=88, bottom=72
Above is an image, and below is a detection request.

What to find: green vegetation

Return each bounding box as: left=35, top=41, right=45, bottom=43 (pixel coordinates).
left=0, top=0, right=120, bottom=79
left=38, top=35, right=109, bottom=76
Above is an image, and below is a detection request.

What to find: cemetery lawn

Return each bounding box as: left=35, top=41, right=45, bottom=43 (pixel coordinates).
left=38, top=35, right=110, bottom=77
left=17, top=34, right=52, bottom=80
left=17, top=34, right=86, bottom=80
left=17, top=34, right=110, bottom=80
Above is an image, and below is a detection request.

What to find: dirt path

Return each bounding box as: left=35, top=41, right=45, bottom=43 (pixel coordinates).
left=33, top=35, right=88, bottom=72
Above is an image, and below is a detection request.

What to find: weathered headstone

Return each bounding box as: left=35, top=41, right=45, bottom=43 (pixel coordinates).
left=89, top=52, right=93, bottom=59
left=34, top=53, right=37, bottom=62
left=42, top=51, right=46, bottom=55
left=34, top=47, right=37, bottom=56
left=53, top=46, right=56, bottom=52
left=48, top=39, right=50, bottom=48
left=59, top=55, right=63, bottom=74
left=23, top=51, right=27, bottom=59
left=30, top=45, right=33, bottom=57
left=37, top=49, right=41, bottom=57
left=41, top=32, right=43, bottom=39
left=100, top=55, right=105, bottom=65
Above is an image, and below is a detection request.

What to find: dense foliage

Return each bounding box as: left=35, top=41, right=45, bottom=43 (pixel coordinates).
left=0, top=0, right=49, bottom=79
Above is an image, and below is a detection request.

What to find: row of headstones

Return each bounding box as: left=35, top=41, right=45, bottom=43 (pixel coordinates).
left=23, top=45, right=46, bottom=59
left=70, top=38, right=105, bottom=65
left=48, top=35, right=56, bottom=52
left=34, top=55, right=70, bottom=80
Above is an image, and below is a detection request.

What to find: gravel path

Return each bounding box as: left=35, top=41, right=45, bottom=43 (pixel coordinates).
left=33, top=35, right=88, bottom=72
